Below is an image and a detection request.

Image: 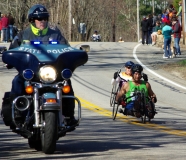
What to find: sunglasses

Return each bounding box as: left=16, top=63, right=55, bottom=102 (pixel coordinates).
left=126, top=66, right=131, bottom=69
left=35, top=18, right=48, bottom=21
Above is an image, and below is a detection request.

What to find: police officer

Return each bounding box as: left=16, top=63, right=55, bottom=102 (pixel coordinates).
left=8, top=4, right=77, bottom=126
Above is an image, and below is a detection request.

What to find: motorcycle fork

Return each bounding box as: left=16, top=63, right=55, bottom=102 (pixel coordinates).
left=33, top=87, right=63, bottom=128
left=56, top=88, right=65, bottom=128
left=33, top=87, right=41, bottom=128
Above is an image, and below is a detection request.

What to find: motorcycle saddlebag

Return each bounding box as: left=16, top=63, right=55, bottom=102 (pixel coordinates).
left=1, top=92, right=12, bottom=126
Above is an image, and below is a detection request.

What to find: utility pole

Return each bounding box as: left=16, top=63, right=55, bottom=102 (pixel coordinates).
left=112, top=0, right=116, bottom=42
left=152, top=0, right=155, bottom=13
left=137, top=0, right=140, bottom=42
left=182, top=0, right=185, bottom=45
left=68, top=0, right=72, bottom=41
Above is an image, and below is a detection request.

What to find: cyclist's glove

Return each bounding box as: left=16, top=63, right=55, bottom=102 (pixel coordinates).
left=142, top=73, right=148, bottom=82
left=113, top=72, right=118, bottom=79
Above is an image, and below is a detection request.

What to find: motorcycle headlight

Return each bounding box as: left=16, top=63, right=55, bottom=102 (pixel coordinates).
left=39, top=65, right=57, bottom=83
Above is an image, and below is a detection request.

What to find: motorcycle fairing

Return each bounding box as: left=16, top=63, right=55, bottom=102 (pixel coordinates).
left=2, top=44, right=88, bottom=74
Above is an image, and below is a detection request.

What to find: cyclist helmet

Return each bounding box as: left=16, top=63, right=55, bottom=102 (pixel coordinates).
left=131, top=64, right=143, bottom=75
left=125, top=61, right=134, bottom=67
left=28, top=4, right=49, bottom=22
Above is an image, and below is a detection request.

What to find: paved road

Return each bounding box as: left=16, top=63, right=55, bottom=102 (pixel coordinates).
left=0, top=42, right=186, bottom=159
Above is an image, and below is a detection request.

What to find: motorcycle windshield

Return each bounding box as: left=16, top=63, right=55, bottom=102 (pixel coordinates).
left=2, top=43, right=88, bottom=74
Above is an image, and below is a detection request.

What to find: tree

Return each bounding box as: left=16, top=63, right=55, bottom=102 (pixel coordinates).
left=173, top=0, right=181, bottom=11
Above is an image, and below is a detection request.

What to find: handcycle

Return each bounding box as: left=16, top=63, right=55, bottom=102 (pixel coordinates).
left=110, top=83, right=157, bottom=123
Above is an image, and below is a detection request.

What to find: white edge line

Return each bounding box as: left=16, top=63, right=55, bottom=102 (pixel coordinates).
left=133, top=43, right=186, bottom=90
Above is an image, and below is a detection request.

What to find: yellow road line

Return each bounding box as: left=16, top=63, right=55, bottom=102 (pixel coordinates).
left=77, top=96, right=186, bottom=137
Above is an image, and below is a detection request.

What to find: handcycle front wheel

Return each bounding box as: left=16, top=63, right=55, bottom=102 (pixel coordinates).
left=110, top=85, right=117, bottom=107
left=110, top=83, right=119, bottom=107
left=112, top=103, right=119, bottom=120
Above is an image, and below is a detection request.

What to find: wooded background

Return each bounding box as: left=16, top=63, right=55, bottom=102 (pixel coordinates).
left=0, top=0, right=177, bottom=42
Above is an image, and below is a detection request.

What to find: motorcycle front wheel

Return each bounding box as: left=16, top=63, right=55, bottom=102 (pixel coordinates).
left=41, top=111, right=58, bottom=154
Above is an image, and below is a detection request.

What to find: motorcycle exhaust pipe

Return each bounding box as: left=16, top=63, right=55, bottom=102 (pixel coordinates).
left=14, top=96, right=30, bottom=111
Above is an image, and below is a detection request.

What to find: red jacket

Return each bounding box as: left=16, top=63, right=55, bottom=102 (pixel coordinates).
left=1, top=17, right=9, bottom=28
left=172, top=22, right=181, bottom=38
left=0, top=20, right=2, bottom=30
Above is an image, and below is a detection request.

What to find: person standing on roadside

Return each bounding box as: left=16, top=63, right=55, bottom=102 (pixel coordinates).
left=147, top=14, right=153, bottom=44
left=169, top=4, right=175, bottom=11
left=161, top=9, right=169, bottom=25
left=172, top=17, right=182, bottom=56
left=118, top=37, right=124, bottom=42
left=0, top=14, right=3, bottom=41
left=152, top=13, right=157, bottom=32
left=8, top=13, right=15, bottom=41
left=162, top=19, right=172, bottom=58
left=1, top=14, right=9, bottom=43
left=141, top=16, right=150, bottom=45
left=176, top=1, right=182, bottom=26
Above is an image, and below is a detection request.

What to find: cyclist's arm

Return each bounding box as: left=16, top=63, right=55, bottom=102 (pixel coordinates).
left=116, top=82, right=129, bottom=101
left=146, top=82, right=157, bottom=103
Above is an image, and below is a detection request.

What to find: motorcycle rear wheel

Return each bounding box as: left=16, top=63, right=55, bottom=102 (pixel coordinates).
left=41, top=111, right=58, bottom=154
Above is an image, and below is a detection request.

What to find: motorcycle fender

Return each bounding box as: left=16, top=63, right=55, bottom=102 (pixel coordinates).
left=41, top=93, right=60, bottom=110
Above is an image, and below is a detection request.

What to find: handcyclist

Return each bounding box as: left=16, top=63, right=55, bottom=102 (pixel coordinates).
left=111, top=61, right=148, bottom=88
left=116, top=64, right=157, bottom=117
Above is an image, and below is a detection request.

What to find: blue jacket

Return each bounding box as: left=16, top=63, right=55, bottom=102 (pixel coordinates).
left=162, top=25, right=172, bottom=39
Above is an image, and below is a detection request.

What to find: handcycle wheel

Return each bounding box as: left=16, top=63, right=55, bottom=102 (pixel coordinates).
left=110, top=84, right=120, bottom=120
left=112, top=103, right=119, bottom=120
left=110, top=84, right=117, bottom=107
left=147, top=100, right=156, bottom=122
left=110, top=83, right=120, bottom=107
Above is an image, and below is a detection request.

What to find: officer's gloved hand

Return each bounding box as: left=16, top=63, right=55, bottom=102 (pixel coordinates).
left=142, top=73, right=148, bottom=82
left=113, top=72, right=118, bottom=79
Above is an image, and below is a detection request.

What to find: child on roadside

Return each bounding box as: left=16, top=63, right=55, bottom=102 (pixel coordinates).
left=151, top=21, right=162, bottom=46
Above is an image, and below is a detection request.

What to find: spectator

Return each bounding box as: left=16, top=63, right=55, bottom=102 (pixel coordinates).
left=161, top=9, right=169, bottom=24
left=152, top=13, right=157, bottom=31
left=176, top=1, right=182, bottom=26
left=1, top=14, right=3, bottom=42
left=147, top=14, right=153, bottom=44
left=1, top=14, right=9, bottom=43
left=162, top=19, right=172, bottom=58
left=91, top=30, right=101, bottom=42
left=118, top=37, right=124, bottom=42
left=172, top=10, right=177, bottom=17
left=169, top=4, right=175, bottom=11
left=172, top=17, right=182, bottom=56
left=151, top=21, right=162, bottom=46
left=167, top=8, right=173, bottom=23
left=157, top=14, right=162, bottom=22
left=141, top=16, right=150, bottom=45
left=8, top=12, right=15, bottom=41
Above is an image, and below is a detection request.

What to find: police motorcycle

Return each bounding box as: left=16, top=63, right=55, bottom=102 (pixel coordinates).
left=1, top=40, right=88, bottom=154
left=110, top=69, right=157, bottom=123
left=0, top=46, right=7, bottom=54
